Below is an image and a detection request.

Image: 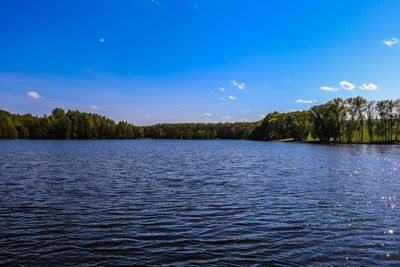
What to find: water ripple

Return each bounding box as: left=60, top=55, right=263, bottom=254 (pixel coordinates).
left=1, top=140, right=400, bottom=266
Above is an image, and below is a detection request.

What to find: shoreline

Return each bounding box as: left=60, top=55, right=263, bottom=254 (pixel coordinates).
left=1, top=138, right=400, bottom=145
left=272, top=139, right=400, bottom=145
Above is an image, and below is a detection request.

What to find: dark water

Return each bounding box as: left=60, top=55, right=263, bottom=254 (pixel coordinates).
left=1, top=140, right=400, bottom=266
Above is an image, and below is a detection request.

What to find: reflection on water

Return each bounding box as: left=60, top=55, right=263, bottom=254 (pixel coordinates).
left=0, top=140, right=400, bottom=265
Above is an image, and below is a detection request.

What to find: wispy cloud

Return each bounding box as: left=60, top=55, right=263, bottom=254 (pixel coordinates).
left=228, top=95, right=237, bottom=100
left=219, top=97, right=225, bottom=100
left=232, top=80, right=246, bottom=90
left=90, top=105, right=99, bottom=110
left=27, top=91, right=40, bottom=99
left=221, top=115, right=231, bottom=120
left=382, top=38, right=399, bottom=47
left=219, top=87, right=225, bottom=92
left=320, top=86, right=338, bottom=92
left=241, top=109, right=251, bottom=113
left=360, top=83, right=378, bottom=91
left=240, top=118, right=250, bottom=122
left=99, top=38, right=105, bottom=43
left=203, top=112, right=212, bottom=117
left=295, top=99, right=316, bottom=104
left=339, top=80, right=355, bottom=90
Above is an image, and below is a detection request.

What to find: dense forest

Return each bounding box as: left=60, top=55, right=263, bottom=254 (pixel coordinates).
left=1, top=97, right=400, bottom=143
left=0, top=108, right=254, bottom=140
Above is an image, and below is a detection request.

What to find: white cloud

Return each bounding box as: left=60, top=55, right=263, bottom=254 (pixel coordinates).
left=228, top=95, right=237, bottom=100
left=382, top=38, right=399, bottom=47
left=99, top=38, right=105, bottom=43
left=240, top=118, right=250, bottom=122
left=295, top=99, right=316, bottom=104
left=232, top=80, right=246, bottom=90
left=203, top=112, right=212, bottom=117
left=339, top=80, right=355, bottom=90
left=90, top=105, right=99, bottom=110
left=219, top=87, right=225, bottom=92
left=259, top=114, right=265, bottom=118
left=360, top=83, right=378, bottom=91
left=27, top=91, right=40, bottom=99
left=221, top=115, right=231, bottom=120
left=321, top=86, right=338, bottom=92
left=241, top=109, right=251, bottom=113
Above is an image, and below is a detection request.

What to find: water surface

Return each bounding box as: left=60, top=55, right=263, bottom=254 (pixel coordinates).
left=1, top=140, right=400, bottom=266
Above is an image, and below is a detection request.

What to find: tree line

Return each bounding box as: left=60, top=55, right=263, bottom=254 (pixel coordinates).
left=250, top=97, right=400, bottom=143
left=0, top=108, right=254, bottom=140
left=1, top=97, right=400, bottom=143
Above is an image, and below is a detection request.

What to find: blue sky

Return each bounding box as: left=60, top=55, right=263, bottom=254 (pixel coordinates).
left=1, top=0, right=400, bottom=124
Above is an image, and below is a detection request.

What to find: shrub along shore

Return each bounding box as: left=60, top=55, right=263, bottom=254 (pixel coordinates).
left=1, top=97, right=400, bottom=144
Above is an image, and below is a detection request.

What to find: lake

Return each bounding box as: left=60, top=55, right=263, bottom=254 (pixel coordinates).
left=1, top=140, right=400, bottom=266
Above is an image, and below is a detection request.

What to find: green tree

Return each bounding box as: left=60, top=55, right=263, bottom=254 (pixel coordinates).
left=0, top=113, right=18, bottom=139
left=366, top=101, right=376, bottom=143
